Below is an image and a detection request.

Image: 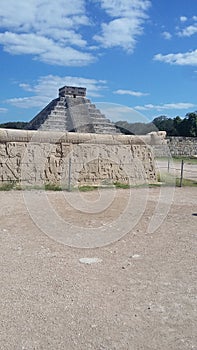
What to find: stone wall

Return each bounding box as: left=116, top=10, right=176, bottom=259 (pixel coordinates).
left=153, top=137, right=197, bottom=157
left=0, top=129, right=163, bottom=187
left=167, top=137, right=197, bottom=157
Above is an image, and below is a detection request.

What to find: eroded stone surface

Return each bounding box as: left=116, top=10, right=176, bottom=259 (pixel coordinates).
left=0, top=129, right=161, bottom=186
left=153, top=136, right=197, bottom=157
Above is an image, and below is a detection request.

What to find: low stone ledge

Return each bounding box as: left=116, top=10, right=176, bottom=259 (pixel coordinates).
left=0, top=128, right=165, bottom=146
left=0, top=128, right=159, bottom=186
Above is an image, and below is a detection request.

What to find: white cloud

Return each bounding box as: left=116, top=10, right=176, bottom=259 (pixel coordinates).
left=0, top=107, right=8, bottom=113
left=93, top=0, right=151, bottom=52
left=97, top=0, right=151, bottom=17
left=6, top=75, right=108, bottom=108
left=114, top=89, right=149, bottom=97
left=0, top=0, right=89, bottom=34
left=180, top=16, right=188, bottom=22
left=162, top=31, right=172, bottom=40
left=135, top=102, right=195, bottom=111
left=177, top=24, right=197, bottom=37
left=0, top=0, right=94, bottom=66
left=177, top=15, right=197, bottom=37
left=0, top=0, right=151, bottom=65
left=0, top=31, right=94, bottom=66
left=154, top=50, right=197, bottom=66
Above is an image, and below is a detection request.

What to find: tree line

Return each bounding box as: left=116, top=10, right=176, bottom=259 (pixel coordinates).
left=115, top=111, right=197, bottom=137
left=0, top=121, right=28, bottom=129
left=0, top=111, right=197, bottom=137
left=151, top=112, right=197, bottom=137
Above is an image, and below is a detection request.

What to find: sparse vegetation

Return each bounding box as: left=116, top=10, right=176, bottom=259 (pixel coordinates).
left=171, top=156, right=197, bottom=165
left=0, top=181, right=22, bottom=191
left=113, top=182, right=130, bottom=189
left=115, top=111, right=197, bottom=136
left=0, top=172, right=197, bottom=191
left=78, top=185, right=98, bottom=191
left=44, top=183, right=62, bottom=191
left=156, top=172, right=197, bottom=187
left=0, top=182, right=15, bottom=191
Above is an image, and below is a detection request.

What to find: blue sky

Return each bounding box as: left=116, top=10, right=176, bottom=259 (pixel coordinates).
left=0, top=0, right=197, bottom=124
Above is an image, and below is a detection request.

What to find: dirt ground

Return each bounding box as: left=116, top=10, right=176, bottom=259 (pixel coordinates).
left=0, top=187, right=196, bottom=350
left=156, top=159, right=197, bottom=181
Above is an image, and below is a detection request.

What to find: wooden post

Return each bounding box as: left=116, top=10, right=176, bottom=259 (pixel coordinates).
left=179, top=159, right=184, bottom=187
left=167, top=157, right=170, bottom=173
left=68, top=157, right=72, bottom=191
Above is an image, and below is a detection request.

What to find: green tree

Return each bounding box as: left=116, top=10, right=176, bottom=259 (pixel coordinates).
left=152, top=116, right=176, bottom=136
left=185, top=112, right=197, bottom=136
left=173, top=116, right=182, bottom=136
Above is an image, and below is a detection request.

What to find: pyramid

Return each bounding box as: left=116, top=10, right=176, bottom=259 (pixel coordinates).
left=26, top=86, right=120, bottom=134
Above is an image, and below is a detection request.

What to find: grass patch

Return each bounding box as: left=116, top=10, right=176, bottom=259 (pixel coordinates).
left=44, top=183, right=62, bottom=191
left=79, top=182, right=131, bottom=191
left=0, top=181, right=22, bottom=191
left=148, top=182, right=163, bottom=187
left=0, top=182, right=15, bottom=191
left=178, top=178, right=197, bottom=187
left=172, top=156, right=197, bottom=165
left=157, top=172, right=197, bottom=187
left=78, top=185, right=98, bottom=192
left=1, top=176, right=196, bottom=191
left=114, top=182, right=130, bottom=189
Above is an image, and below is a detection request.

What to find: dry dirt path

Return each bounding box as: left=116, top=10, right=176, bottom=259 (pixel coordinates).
left=155, top=159, right=197, bottom=181
left=0, top=187, right=196, bottom=350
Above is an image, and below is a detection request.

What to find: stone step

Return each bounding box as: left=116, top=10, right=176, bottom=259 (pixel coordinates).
left=49, top=110, right=66, bottom=114
left=57, top=100, right=66, bottom=105
left=93, top=117, right=111, bottom=122
left=88, top=110, right=103, bottom=115
left=48, top=112, right=67, bottom=117
left=90, top=114, right=111, bottom=120
left=27, top=93, right=122, bottom=134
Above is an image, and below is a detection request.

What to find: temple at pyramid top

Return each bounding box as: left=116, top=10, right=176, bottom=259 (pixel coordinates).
left=59, top=86, right=86, bottom=97
left=26, top=85, right=120, bottom=134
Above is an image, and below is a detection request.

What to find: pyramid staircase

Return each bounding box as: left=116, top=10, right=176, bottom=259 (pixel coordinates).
left=26, top=86, right=120, bottom=134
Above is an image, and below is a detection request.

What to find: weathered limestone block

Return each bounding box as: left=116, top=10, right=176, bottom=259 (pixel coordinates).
left=0, top=129, right=160, bottom=187
left=0, top=142, right=23, bottom=182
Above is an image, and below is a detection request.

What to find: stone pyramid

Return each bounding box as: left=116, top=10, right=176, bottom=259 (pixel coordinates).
left=26, top=86, right=120, bottom=134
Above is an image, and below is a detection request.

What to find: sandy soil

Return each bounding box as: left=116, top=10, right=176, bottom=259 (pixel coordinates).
left=0, top=187, right=196, bottom=350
